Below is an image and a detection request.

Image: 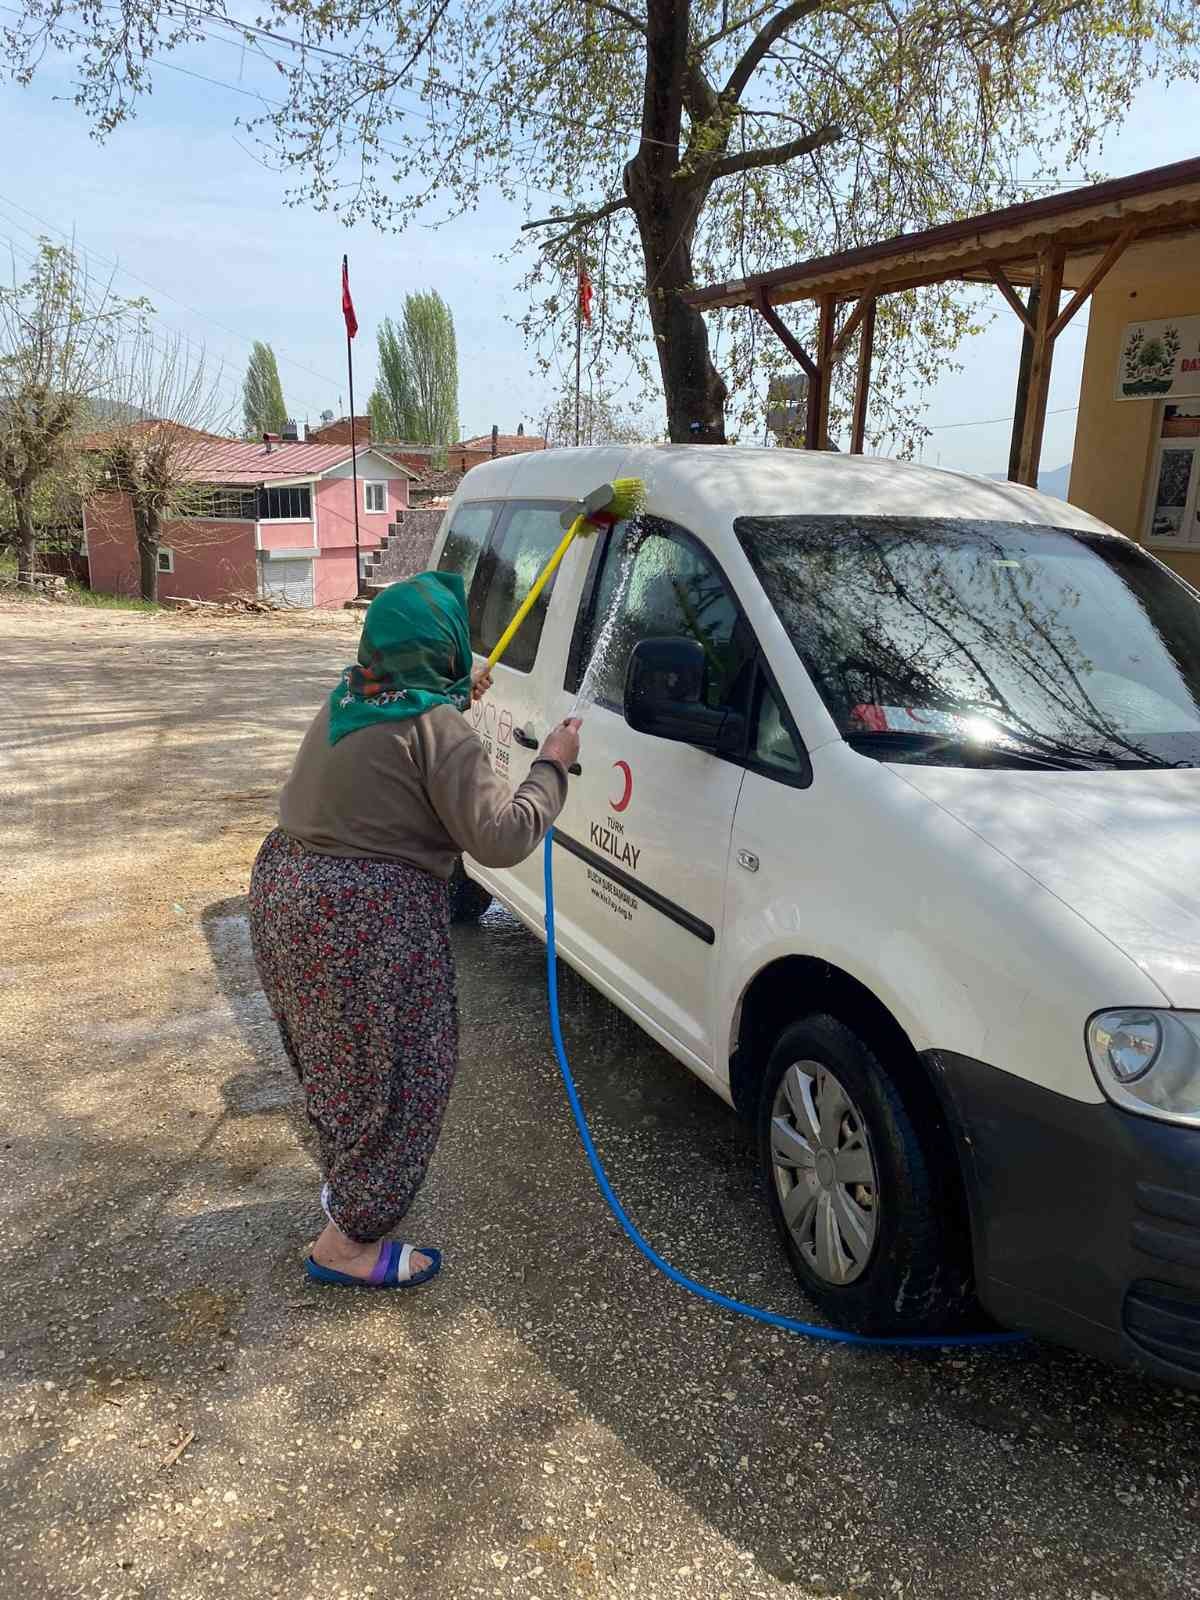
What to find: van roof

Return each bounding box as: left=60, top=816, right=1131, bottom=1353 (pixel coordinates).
left=456, top=444, right=1112, bottom=538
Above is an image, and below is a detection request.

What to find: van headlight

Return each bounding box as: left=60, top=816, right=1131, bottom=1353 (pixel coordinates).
left=1086, top=1010, right=1200, bottom=1126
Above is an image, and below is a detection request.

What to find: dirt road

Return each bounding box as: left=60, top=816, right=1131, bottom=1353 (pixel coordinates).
left=1, top=601, right=1198, bottom=1600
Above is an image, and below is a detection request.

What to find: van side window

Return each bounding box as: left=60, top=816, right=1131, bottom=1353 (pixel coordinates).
left=752, top=677, right=805, bottom=776
left=575, top=517, right=754, bottom=713
left=472, top=503, right=567, bottom=673
left=438, top=501, right=496, bottom=599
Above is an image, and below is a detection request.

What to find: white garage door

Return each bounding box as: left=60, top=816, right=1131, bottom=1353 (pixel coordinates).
left=261, top=558, right=314, bottom=608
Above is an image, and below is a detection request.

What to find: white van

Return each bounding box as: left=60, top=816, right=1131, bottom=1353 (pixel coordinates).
left=433, top=444, right=1200, bottom=1388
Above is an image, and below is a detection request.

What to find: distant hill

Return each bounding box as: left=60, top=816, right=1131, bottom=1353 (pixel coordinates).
left=1036, top=463, right=1071, bottom=500
left=81, top=398, right=149, bottom=428
left=987, top=463, right=1071, bottom=500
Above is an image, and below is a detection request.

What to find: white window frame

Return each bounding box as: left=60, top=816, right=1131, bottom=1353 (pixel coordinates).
left=258, top=482, right=315, bottom=524
left=364, top=480, right=388, bottom=514
left=157, top=546, right=175, bottom=574
left=1145, top=437, right=1200, bottom=550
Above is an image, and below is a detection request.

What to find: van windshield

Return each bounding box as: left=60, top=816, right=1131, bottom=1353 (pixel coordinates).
left=734, top=516, right=1200, bottom=769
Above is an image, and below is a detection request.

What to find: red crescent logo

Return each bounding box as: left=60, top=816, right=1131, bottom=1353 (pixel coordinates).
left=611, top=760, right=633, bottom=812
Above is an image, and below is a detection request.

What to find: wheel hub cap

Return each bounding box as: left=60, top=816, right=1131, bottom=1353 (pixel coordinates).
left=769, top=1059, right=880, bottom=1286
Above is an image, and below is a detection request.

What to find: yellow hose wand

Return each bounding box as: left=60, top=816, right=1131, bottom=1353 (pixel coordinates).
left=484, top=477, right=645, bottom=673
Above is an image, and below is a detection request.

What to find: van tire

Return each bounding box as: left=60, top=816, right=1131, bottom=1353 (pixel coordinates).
left=758, top=1014, right=972, bottom=1336
left=448, top=863, right=493, bottom=924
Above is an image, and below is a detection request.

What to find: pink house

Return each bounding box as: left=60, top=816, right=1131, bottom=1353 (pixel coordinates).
left=84, top=435, right=417, bottom=608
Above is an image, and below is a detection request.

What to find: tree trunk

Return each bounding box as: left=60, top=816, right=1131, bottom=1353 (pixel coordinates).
left=15, top=489, right=37, bottom=585
left=628, top=184, right=728, bottom=443
left=627, top=0, right=727, bottom=445
left=135, top=505, right=159, bottom=602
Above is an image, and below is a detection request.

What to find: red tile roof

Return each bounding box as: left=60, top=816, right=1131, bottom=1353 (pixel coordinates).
left=81, top=427, right=416, bottom=484
left=171, top=439, right=362, bottom=483
left=77, top=419, right=223, bottom=452
left=412, top=466, right=464, bottom=496
left=454, top=432, right=547, bottom=455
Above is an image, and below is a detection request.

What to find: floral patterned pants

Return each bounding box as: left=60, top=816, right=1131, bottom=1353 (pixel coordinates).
left=249, top=828, right=459, bottom=1243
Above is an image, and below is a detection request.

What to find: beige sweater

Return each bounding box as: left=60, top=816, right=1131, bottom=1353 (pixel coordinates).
left=278, top=701, right=567, bottom=879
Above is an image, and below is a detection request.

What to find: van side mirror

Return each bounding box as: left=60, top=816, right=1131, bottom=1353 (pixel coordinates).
left=623, top=637, right=745, bottom=755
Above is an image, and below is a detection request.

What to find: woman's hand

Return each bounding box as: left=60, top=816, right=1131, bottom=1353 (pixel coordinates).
left=470, top=668, right=493, bottom=703
left=540, top=717, right=582, bottom=770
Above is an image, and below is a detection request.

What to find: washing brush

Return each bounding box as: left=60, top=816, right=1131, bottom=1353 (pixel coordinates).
left=484, top=477, right=646, bottom=673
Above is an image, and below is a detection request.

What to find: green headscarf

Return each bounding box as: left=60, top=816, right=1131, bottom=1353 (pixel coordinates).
left=328, top=571, right=474, bottom=746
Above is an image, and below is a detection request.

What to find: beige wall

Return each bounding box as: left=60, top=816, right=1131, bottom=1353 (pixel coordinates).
left=1069, top=233, right=1200, bottom=585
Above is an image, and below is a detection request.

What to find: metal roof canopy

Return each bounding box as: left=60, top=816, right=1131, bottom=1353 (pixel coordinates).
left=686, top=156, right=1200, bottom=484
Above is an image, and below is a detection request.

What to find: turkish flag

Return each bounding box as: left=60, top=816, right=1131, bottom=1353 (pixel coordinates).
left=578, top=259, right=593, bottom=327
left=341, top=256, right=358, bottom=340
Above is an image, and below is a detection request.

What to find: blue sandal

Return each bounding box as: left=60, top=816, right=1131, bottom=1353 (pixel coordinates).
left=305, top=1239, right=442, bottom=1290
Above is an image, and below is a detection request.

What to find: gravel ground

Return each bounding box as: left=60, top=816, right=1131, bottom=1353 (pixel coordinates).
left=1, top=600, right=1198, bottom=1600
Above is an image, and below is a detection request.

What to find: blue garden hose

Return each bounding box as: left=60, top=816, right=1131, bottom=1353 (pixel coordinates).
left=541, top=830, right=1027, bottom=1350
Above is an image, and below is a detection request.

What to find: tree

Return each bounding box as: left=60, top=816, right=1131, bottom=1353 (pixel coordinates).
left=544, top=388, right=659, bottom=447
left=5, top=4, right=1198, bottom=446
left=366, top=317, right=411, bottom=441
left=366, top=294, right=459, bottom=449
left=88, top=331, right=231, bottom=601
left=242, top=341, right=288, bottom=438
left=0, top=241, right=140, bottom=583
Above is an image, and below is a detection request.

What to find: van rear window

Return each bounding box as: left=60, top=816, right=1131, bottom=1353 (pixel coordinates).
left=438, top=502, right=497, bottom=598
left=471, top=504, right=567, bottom=673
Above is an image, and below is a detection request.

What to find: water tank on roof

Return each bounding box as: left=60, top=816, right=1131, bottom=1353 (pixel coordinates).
left=281, top=419, right=299, bottom=442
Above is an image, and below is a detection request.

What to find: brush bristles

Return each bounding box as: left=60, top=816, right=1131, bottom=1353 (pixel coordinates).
left=605, top=477, right=646, bottom=522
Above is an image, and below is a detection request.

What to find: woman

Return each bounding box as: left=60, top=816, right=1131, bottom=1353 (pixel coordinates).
left=249, top=570, right=580, bottom=1290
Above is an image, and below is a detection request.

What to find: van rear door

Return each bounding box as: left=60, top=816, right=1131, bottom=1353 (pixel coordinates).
left=440, top=495, right=575, bottom=926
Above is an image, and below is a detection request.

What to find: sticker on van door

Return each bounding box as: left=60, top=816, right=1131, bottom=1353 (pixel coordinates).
left=589, top=813, right=641, bottom=872
left=610, top=759, right=633, bottom=812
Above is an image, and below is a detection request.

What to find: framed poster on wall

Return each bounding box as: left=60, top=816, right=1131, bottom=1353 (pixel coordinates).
left=1117, top=315, right=1200, bottom=402
left=1145, top=406, right=1200, bottom=547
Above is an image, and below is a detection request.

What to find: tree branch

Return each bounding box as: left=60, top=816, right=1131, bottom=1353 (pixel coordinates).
left=723, top=0, right=830, bottom=103
left=705, top=121, right=841, bottom=179
left=682, top=56, right=720, bottom=124
left=520, top=194, right=633, bottom=234
left=696, top=2, right=777, bottom=52
left=589, top=0, right=648, bottom=35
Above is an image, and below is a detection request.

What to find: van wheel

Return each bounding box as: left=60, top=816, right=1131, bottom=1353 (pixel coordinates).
left=448, top=862, right=493, bottom=924
left=758, top=1014, right=972, bottom=1336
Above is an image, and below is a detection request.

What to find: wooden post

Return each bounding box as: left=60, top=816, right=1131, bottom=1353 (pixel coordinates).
left=1007, top=278, right=1040, bottom=483
left=813, top=294, right=837, bottom=450
left=1015, top=249, right=1064, bottom=487
left=850, top=298, right=876, bottom=455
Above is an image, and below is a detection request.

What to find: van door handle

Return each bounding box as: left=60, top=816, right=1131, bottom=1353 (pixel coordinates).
left=511, top=726, right=579, bottom=771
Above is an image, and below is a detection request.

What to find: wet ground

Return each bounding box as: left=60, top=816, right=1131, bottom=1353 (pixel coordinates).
left=1, top=601, right=1199, bottom=1600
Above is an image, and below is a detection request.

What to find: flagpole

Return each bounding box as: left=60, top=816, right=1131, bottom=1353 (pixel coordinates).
left=344, top=254, right=361, bottom=597
left=574, top=253, right=583, bottom=448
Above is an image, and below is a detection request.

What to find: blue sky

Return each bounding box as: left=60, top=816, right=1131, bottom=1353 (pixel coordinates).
left=0, top=33, right=1186, bottom=471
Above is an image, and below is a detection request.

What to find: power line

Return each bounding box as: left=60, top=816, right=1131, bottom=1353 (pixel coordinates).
left=930, top=402, right=1078, bottom=433
left=0, top=228, right=247, bottom=420
left=160, top=2, right=680, bottom=152
left=0, top=218, right=246, bottom=418
left=0, top=187, right=343, bottom=397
